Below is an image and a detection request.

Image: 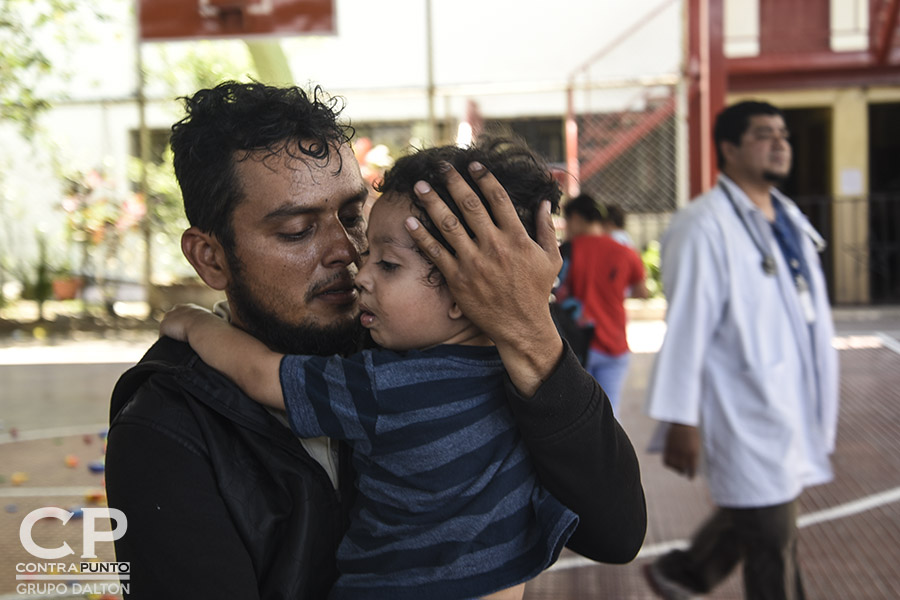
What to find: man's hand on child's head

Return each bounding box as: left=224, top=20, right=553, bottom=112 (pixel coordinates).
left=404, top=161, right=564, bottom=396
left=159, top=303, right=216, bottom=343
left=403, top=162, right=561, bottom=335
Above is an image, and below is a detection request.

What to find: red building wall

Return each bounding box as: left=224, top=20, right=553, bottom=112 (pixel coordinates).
left=759, top=0, right=831, bottom=54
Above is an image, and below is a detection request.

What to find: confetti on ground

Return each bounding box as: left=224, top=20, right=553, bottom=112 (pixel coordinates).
left=65, top=454, right=80, bottom=468
left=84, top=489, right=107, bottom=504
left=10, top=471, right=28, bottom=485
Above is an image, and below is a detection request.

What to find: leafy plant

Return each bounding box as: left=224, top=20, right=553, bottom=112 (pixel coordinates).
left=0, top=1, right=113, bottom=313
left=58, top=167, right=145, bottom=314
left=128, top=150, right=186, bottom=245
left=17, top=230, right=54, bottom=320
left=641, top=240, right=663, bottom=298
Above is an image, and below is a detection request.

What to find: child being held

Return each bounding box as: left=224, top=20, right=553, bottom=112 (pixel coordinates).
left=160, top=138, right=577, bottom=600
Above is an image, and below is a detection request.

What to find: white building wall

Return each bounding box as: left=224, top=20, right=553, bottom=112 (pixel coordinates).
left=4, top=0, right=685, bottom=283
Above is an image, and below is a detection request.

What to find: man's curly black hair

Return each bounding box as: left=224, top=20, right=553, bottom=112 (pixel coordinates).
left=375, top=137, right=561, bottom=285
left=169, top=81, right=354, bottom=251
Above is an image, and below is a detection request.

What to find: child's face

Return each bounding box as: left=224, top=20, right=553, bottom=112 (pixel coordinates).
left=355, top=193, right=464, bottom=351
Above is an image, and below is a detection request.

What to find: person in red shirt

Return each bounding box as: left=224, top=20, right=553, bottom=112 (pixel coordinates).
left=560, top=195, right=648, bottom=415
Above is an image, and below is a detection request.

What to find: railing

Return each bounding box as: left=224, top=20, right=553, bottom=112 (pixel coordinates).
left=618, top=194, right=900, bottom=305
left=792, top=193, right=899, bottom=304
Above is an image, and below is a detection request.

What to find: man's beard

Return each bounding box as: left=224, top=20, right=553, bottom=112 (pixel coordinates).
left=763, top=170, right=788, bottom=185
left=226, top=258, right=364, bottom=357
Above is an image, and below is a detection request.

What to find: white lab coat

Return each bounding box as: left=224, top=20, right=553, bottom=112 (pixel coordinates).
left=646, top=175, right=839, bottom=508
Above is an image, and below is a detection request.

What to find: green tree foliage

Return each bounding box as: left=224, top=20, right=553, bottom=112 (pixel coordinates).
left=0, top=0, right=105, bottom=136
left=0, top=0, right=109, bottom=305
left=148, top=41, right=257, bottom=97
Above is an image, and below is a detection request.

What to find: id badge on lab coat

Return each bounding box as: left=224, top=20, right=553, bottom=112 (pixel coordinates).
left=796, top=275, right=816, bottom=323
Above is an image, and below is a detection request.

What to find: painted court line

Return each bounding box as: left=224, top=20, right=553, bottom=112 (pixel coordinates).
left=0, top=342, right=147, bottom=366
left=549, top=485, right=900, bottom=572
left=797, top=486, right=900, bottom=528
left=876, top=331, right=900, bottom=356
left=0, top=424, right=108, bottom=445
left=0, top=486, right=100, bottom=499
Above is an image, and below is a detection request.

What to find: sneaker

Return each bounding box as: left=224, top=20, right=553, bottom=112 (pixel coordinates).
left=643, top=562, right=696, bottom=600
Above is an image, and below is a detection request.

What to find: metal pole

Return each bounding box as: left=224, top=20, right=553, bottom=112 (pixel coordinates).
left=675, top=0, right=690, bottom=208
left=136, top=29, right=153, bottom=301
left=425, top=0, right=437, bottom=145
left=565, top=86, right=580, bottom=198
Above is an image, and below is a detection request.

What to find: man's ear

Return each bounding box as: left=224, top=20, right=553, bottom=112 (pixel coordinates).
left=181, top=227, right=230, bottom=291
left=720, top=140, right=739, bottom=167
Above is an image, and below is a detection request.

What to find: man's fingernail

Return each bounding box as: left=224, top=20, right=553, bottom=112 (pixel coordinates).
left=437, top=161, right=452, bottom=172
left=415, top=181, right=431, bottom=194
left=405, top=217, right=419, bottom=231
left=469, top=161, right=484, bottom=173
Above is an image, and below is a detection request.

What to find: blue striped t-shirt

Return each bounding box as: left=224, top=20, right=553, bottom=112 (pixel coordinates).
left=280, top=344, right=578, bottom=600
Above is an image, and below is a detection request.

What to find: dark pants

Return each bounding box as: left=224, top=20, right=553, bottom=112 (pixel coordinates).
left=656, top=499, right=806, bottom=600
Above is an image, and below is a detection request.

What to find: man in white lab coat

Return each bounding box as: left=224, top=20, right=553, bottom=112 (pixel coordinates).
left=643, top=101, right=839, bottom=600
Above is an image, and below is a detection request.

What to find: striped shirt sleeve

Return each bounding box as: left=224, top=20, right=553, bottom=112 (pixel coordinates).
left=280, top=351, right=378, bottom=451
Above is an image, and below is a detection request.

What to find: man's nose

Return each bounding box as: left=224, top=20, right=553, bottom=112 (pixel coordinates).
left=323, top=223, right=363, bottom=268
left=355, top=256, right=373, bottom=292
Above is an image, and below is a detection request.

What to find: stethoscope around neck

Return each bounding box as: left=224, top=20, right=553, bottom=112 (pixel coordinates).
left=718, top=182, right=777, bottom=276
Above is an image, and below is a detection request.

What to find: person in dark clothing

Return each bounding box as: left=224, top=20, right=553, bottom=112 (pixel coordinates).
left=157, top=140, right=582, bottom=600
left=105, top=81, right=647, bottom=599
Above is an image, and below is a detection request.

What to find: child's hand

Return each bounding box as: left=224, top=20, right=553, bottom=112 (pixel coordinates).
left=159, top=303, right=218, bottom=342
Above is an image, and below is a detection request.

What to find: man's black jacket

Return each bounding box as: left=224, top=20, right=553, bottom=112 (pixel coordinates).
left=106, top=337, right=646, bottom=599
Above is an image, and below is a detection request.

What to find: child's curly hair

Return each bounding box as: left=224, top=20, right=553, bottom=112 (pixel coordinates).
left=375, top=136, right=562, bottom=286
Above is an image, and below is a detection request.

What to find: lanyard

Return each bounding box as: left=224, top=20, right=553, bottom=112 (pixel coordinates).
left=719, top=182, right=817, bottom=323
left=771, top=199, right=817, bottom=323
left=718, top=182, right=776, bottom=276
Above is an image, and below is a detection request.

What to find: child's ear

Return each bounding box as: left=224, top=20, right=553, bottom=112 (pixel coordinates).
left=448, top=302, right=464, bottom=320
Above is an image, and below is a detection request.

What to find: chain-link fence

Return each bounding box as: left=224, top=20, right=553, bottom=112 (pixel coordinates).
left=796, top=193, right=900, bottom=305
left=565, top=80, right=682, bottom=251
left=347, top=77, right=685, bottom=253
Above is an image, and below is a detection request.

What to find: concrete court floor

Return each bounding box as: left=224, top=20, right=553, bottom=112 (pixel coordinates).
left=0, top=307, right=898, bottom=599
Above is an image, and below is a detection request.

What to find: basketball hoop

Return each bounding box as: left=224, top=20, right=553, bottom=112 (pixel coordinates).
left=139, top=0, right=335, bottom=41
left=198, top=0, right=273, bottom=19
